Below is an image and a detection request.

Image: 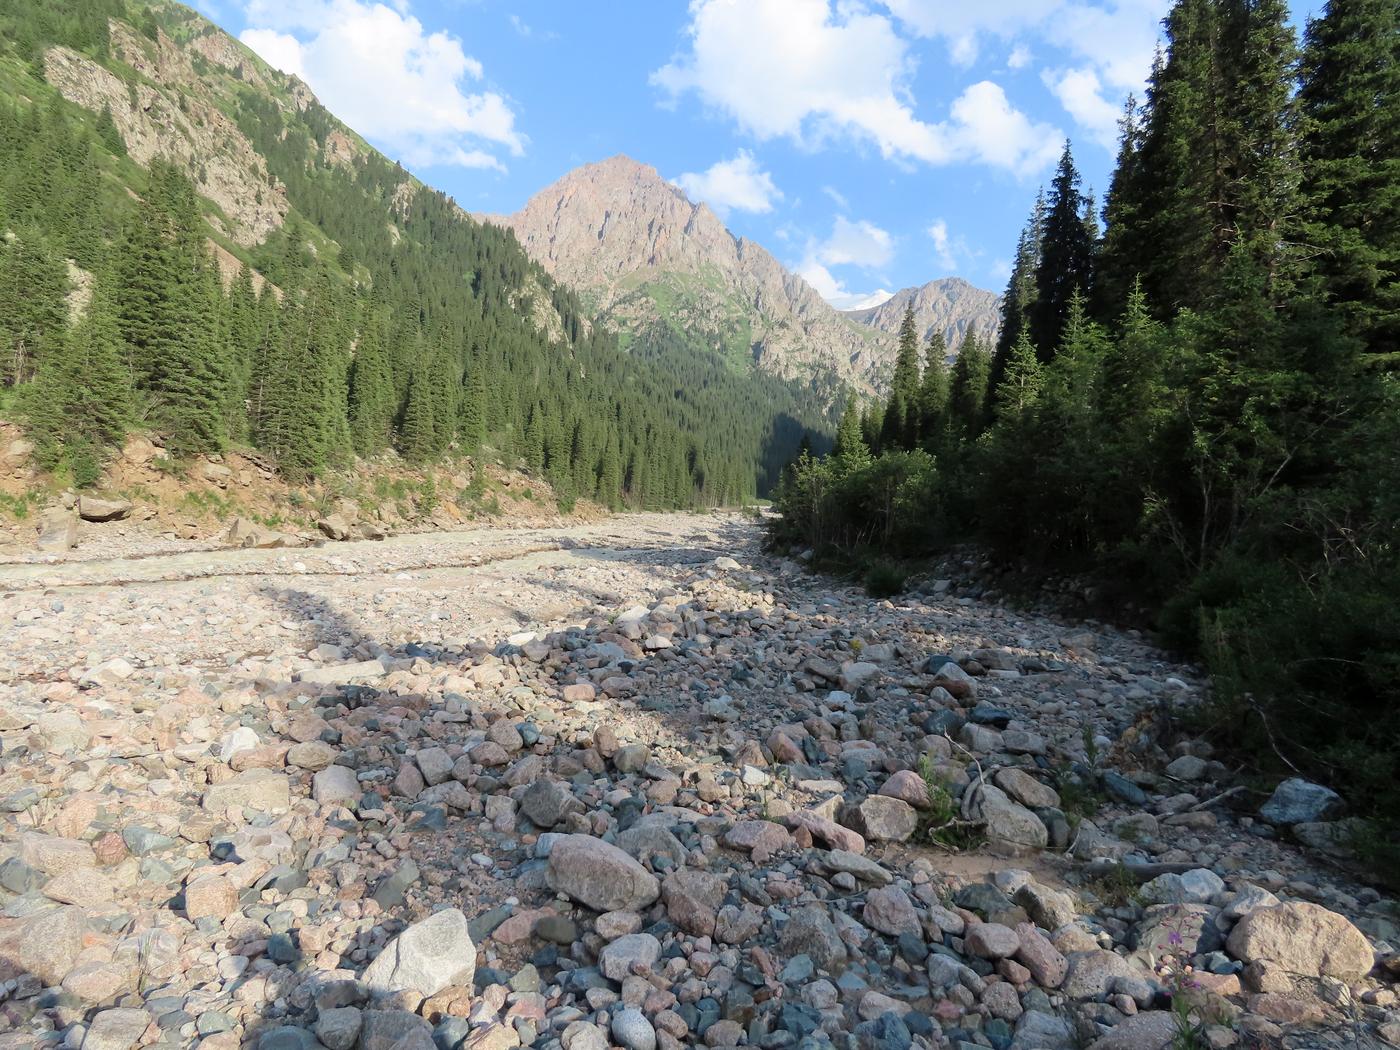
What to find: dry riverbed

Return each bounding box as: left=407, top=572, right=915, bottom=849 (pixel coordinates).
left=0, top=512, right=1395, bottom=1050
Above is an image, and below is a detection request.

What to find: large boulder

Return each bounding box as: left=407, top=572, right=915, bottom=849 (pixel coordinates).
left=225, top=516, right=302, bottom=549
left=1086, top=1010, right=1177, bottom=1050
left=201, top=770, right=291, bottom=814
left=361, top=907, right=476, bottom=997
left=1225, top=902, right=1373, bottom=980
left=1259, top=778, right=1344, bottom=825
left=661, top=870, right=725, bottom=937
left=962, top=783, right=1048, bottom=852
left=35, top=509, right=77, bottom=552
left=1136, top=868, right=1224, bottom=906
left=317, top=514, right=352, bottom=540
left=546, top=835, right=660, bottom=913
left=779, top=905, right=847, bottom=970
left=77, top=496, right=132, bottom=522
left=846, top=795, right=919, bottom=842
left=1061, top=950, right=1146, bottom=1000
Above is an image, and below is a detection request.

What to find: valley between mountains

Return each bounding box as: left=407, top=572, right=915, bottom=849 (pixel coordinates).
left=0, top=513, right=1394, bottom=1050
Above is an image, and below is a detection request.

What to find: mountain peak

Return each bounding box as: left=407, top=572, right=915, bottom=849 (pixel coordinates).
left=489, top=157, right=1001, bottom=394
left=488, top=156, right=885, bottom=393
left=845, top=278, right=1001, bottom=349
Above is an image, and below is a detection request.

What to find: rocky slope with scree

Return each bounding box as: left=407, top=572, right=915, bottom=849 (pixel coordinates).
left=0, top=513, right=1396, bottom=1050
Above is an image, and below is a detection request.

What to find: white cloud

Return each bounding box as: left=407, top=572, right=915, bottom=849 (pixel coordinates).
left=846, top=288, right=897, bottom=310
left=818, top=216, right=894, bottom=268
left=239, top=0, right=524, bottom=170
left=674, top=150, right=783, bottom=216
left=1045, top=67, right=1121, bottom=149
left=928, top=219, right=956, bottom=272
left=241, top=28, right=305, bottom=78
left=799, top=260, right=894, bottom=311
left=878, top=0, right=1167, bottom=148
left=795, top=215, right=897, bottom=308
left=822, top=185, right=850, bottom=210
left=651, top=0, right=1062, bottom=176
left=949, top=81, right=1063, bottom=174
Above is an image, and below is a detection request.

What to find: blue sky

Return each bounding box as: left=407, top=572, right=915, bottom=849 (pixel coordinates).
left=212, top=0, right=1319, bottom=309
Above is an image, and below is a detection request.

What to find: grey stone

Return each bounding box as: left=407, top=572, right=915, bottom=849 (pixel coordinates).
left=610, top=1009, right=656, bottom=1050
left=1013, top=1010, right=1074, bottom=1050
left=520, top=780, right=582, bottom=828
left=1137, top=868, right=1224, bottom=906
left=546, top=835, right=660, bottom=912
left=81, top=1008, right=149, bottom=1050
left=313, top=765, right=360, bottom=806
left=963, top=783, right=1048, bottom=852
left=848, top=795, right=918, bottom=842
left=1259, top=778, right=1344, bottom=825
left=361, top=908, right=476, bottom=998
left=77, top=497, right=132, bottom=522
left=780, top=905, right=847, bottom=971
left=598, top=933, right=661, bottom=981
left=315, top=1006, right=362, bottom=1050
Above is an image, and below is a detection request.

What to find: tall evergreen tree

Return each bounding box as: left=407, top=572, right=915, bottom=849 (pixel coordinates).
left=989, top=194, right=1044, bottom=402
left=918, top=332, right=950, bottom=451
left=1029, top=142, right=1095, bottom=361
left=1218, top=0, right=1302, bottom=300
left=831, top=396, right=870, bottom=469
left=1298, top=0, right=1400, bottom=362
left=23, top=275, right=130, bottom=480
left=0, top=228, right=68, bottom=385
left=885, top=303, right=922, bottom=449
left=1094, top=92, right=1150, bottom=319
left=949, top=333, right=992, bottom=439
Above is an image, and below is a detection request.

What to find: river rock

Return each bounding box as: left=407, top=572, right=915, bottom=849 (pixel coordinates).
left=1259, top=778, right=1344, bottom=825
left=361, top=907, right=477, bottom=997
left=1225, top=902, right=1373, bottom=980
left=546, top=835, right=660, bottom=912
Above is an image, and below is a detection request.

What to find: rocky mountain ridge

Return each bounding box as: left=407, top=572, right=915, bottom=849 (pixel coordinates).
left=485, top=155, right=890, bottom=395
left=845, top=278, right=1001, bottom=352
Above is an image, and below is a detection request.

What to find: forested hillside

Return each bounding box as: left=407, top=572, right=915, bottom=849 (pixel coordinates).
left=0, top=0, right=829, bottom=509
left=772, top=0, right=1400, bottom=853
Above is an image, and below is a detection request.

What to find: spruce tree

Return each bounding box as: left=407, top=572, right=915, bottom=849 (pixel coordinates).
left=95, top=103, right=125, bottom=156
left=995, top=329, right=1043, bottom=418
left=886, top=303, right=922, bottom=448
left=459, top=358, right=488, bottom=452
left=831, top=396, right=869, bottom=469
left=989, top=194, right=1044, bottom=399
left=948, top=332, right=992, bottom=439
left=1299, top=0, right=1400, bottom=362
left=0, top=228, right=68, bottom=385
left=1029, top=142, right=1095, bottom=361
left=22, top=276, right=130, bottom=476
left=1217, top=0, right=1301, bottom=301
left=918, top=332, right=950, bottom=451
left=1094, top=93, right=1149, bottom=319
left=397, top=368, right=437, bottom=464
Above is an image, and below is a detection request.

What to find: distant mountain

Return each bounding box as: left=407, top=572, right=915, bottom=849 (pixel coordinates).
left=486, top=158, right=1002, bottom=395
left=845, top=278, right=1001, bottom=353
left=485, top=155, right=890, bottom=397
left=0, top=0, right=825, bottom=504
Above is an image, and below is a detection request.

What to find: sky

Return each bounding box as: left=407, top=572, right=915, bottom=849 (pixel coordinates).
left=209, top=0, right=1320, bottom=311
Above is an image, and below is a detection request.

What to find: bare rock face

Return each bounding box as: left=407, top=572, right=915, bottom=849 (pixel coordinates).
left=486, top=156, right=892, bottom=394
left=43, top=23, right=288, bottom=247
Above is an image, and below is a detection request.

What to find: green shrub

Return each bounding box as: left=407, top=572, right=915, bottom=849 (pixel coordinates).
left=865, top=561, right=906, bottom=598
